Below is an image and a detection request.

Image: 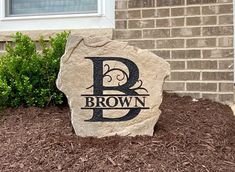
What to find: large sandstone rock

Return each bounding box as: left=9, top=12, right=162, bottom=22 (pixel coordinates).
left=56, top=35, right=170, bottom=138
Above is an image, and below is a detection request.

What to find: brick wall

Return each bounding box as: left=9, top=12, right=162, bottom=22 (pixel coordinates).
left=0, top=29, right=113, bottom=56
left=114, top=0, right=234, bottom=103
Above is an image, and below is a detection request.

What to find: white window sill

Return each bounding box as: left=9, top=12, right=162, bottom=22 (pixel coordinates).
left=1, top=13, right=103, bottom=21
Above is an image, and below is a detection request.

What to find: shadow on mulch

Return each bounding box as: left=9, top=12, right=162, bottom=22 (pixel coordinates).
left=0, top=92, right=235, bottom=172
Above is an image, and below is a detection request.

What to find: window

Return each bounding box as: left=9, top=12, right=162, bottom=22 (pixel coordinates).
left=0, top=0, right=115, bottom=31
left=6, top=0, right=98, bottom=17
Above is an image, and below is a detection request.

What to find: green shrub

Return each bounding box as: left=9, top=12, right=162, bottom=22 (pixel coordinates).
left=0, top=31, right=69, bottom=108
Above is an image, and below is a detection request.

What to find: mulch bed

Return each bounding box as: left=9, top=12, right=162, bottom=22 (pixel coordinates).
left=0, top=92, right=235, bottom=172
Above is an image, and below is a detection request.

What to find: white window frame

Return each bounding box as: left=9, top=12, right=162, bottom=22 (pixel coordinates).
left=0, top=0, right=115, bottom=31
left=2, top=0, right=103, bottom=20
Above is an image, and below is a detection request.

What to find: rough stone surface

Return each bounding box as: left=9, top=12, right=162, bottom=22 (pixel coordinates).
left=0, top=29, right=113, bottom=41
left=56, top=35, right=170, bottom=138
left=229, top=104, right=235, bottom=117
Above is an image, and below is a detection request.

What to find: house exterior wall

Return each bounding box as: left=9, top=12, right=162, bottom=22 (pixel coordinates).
left=114, top=0, right=234, bottom=103
left=0, top=0, right=234, bottom=103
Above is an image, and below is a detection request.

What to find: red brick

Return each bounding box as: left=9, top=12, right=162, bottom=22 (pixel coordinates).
left=203, top=49, right=233, bottom=59
left=187, top=0, right=216, bottom=5
left=142, top=9, right=155, bottom=18
left=156, top=19, right=170, bottom=27
left=172, top=28, right=201, bottom=37
left=187, top=38, right=216, bottom=48
left=202, top=6, right=218, bottom=15
left=143, top=29, right=170, bottom=38
left=164, top=82, right=185, bottom=91
left=202, top=26, right=233, bottom=36
left=202, top=72, right=233, bottom=81
left=113, top=30, right=142, bottom=39
left=152, top=50, right=170, bottom=59
left=186, top=83, right=217, bottom=91
left=115, top=0, right=127, bottom=9
left=128, top=20, right=154, bottom=29
left=157, top=0, right=184, bottom=6
left=171, top=8, right=185, bottom=16
left=171, top=72, right=200, bottom=80
left=202, top=94, right=218, bottom=100
left=128, top=0, right=155, bottom=8
left=202, top=16, right=217, bottom=25
left=116, top=11, right=128, bottom=19
left=219, top=94, right=234, bottom=102
left=187, top=7, right=200, bottom=15
left=219, top=83, right=234, bottom=92
left=187, top=0, right=201, bottom=5
left=219, top=15, right=233, bottom=24
left=128, top=10, right=141, bottom=19
left=172, top=50, right=201, bottom=59
left=128, top=40, right=155, bottom=49
left=156, top=39, right=184, bottom=49
left=187, top=60, right=217, bottom=69
left=219, top=4, right=233, bottom=14
left=218, top=60, right=233, bottom=69
left=168, top=61, right=185, bottom=70
left=156, top=9, right=169, bottom=17
left=115, top=20, right=127, bottom=29
left=186, top=17, right=201, bottom=26
left=218, top=37, right=233, bottom=47
left=171, top=18, right=185, bottom=27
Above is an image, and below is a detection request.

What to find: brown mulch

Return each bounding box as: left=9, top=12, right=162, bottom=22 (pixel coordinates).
left=0, top=92, right=235, bottom=172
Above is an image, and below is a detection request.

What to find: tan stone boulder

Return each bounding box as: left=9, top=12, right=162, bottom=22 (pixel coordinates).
left=56, top=35, right=170, bottom=138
